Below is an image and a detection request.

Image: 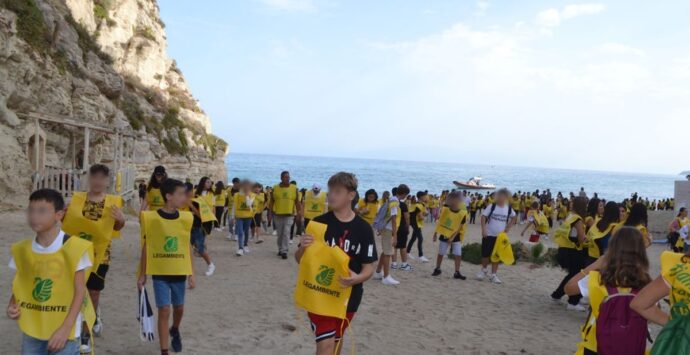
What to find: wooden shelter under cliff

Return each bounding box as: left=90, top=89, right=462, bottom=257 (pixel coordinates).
left=18, top=111, right=138, bottom=202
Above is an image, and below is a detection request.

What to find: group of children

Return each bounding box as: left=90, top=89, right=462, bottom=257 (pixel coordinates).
left=6, top=163, right=683, bottom=355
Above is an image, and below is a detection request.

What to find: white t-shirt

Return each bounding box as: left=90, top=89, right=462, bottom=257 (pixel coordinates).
left=384, top=196, right=399, bottom=231
left=482, top=204, right=516, bottom=236
left=8, top=230, right=92, bottom=338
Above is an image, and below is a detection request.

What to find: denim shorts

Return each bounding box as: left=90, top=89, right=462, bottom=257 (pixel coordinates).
left=191, top=227, right=206, bottom=254
left=21, top=333, right=80, bottom=355
left=152, top=278, right=186, bottom=308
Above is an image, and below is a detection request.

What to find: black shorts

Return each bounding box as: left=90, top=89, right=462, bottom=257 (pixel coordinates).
left=481, top=236, right=498, bottom=258
left=396, top=227, right=409, bottom=249
left=251, top=213, right=262, bottom=228
left=86, top=264, right=109, bottom=291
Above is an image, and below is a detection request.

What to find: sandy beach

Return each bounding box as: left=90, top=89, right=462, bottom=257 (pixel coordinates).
left=0, top=210, right=671, bottom=355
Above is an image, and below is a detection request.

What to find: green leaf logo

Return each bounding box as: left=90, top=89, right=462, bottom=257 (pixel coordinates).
left=32, top=277, right=53, bottom=302
left=311, top=203, right=319, bottom=211
left=153, top=196, right=161, bottom=204
left=78, top=232, right=93, bottom=241
left=443, top=217, right=452, bottom=228
left=315, top=265, right=335, bottom=287
left=164, top=236, right=178, bottom=253
left=282, top=192, right=288, bottom=198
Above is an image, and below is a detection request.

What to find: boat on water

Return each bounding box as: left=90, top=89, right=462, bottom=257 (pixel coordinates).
left=453, top=177, right=496, bottom=190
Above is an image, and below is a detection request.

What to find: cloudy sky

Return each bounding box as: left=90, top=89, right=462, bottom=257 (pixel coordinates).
left=159, top=0, right=689, bottom=175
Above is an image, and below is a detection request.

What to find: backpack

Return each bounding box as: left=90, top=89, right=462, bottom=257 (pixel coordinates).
left=596, top=287, right=647, bottom=355
left=650, top=310, right=690, bottom=354
left=486, top=203, right=513, bottom=225
left=373, top=200, right=390, bottom=231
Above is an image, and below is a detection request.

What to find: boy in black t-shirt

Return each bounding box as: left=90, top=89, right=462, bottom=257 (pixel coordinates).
left=296, top=172, right=377, bottom=355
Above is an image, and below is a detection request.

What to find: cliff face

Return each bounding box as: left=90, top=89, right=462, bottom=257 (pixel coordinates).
left=0, top=0, right=228, bottom=208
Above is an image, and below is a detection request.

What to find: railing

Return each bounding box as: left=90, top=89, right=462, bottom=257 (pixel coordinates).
left=32, top=165, right=137, bottom=202
left=32, top=167, right=84, bottom=198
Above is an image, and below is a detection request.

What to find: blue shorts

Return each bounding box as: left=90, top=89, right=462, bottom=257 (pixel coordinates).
left=21, top=333, right=80, bottom=355
left=191, top=227, right=206, bottom=254
left=152, top=278, right=186, bottom=308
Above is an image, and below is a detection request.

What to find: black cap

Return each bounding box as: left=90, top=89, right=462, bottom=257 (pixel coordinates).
left=153, top=165, right=166, bottom=174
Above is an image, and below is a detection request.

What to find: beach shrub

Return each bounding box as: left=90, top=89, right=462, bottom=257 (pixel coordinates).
left=529, top=243, right=545, bottom=264
left=461, top=243, right=482, bottom=264
left=511, top=241, right=528, bottom=264
left=544, top=247, right=559, bottom=267
left=1, top=0, right=50, bottom=53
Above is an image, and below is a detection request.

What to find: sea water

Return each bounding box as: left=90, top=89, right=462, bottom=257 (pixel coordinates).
left=226, top=153, right=678, bottom=202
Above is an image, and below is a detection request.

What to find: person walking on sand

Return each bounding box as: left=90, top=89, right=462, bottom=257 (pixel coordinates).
left=477, top=188, right=515, bottom=284
left=295, top=172, right=377, bottom=355
left=268, top=171, right=301, bottom=260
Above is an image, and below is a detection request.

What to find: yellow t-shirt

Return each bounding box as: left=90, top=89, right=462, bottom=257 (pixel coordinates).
left=357, top=200, right=378, bottom=225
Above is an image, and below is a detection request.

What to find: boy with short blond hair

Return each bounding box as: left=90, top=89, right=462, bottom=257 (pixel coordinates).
left=296, top=172, right=377, bottom=355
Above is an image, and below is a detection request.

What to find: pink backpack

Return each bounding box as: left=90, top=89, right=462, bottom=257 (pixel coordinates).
left=595, top=287, right=647, bottom=355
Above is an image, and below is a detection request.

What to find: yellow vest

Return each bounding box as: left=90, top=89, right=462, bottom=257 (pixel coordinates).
left=214, top=190, right=227, bottom=207
left=587, top=223, right=616, bottom=259
left=529, top=211, right=550, bottom=234
left=272, top=184, right=297, bottom=215
left=660, top=251, right=690, bottom=317
left=613, top=224, right=651, bottom=247
left=146, top=187, right=165, bottom=211
left=11, top=237, right=95, bottom=340
left=554, top=214, right=583, bottom=250
left=304, top=190, right=327, bottom=220
left=435, top=207, right=467, bottom=241
left=294, top=221, right=352, bottom=319
left=358, top=200, right=378, bottom=225
left=193, top=194, right=218, bottom=223
left=142, top=211, right=193, bottom=275
left=253, top=193, right=266, bottom=214
left=389, top=199, right=401, bottom=227
left=414, top=202, right=426, bottom=229
left=234, top=192, right=256, bottom=219
left=62, top=192, right=122, bottom=269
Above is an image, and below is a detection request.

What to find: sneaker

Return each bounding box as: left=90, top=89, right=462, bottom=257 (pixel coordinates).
left=289, top=239, right=294, bottom=244
left=475, top=269, right=487, bottom=281
left=489, top=274, right=503, bottom=284
left=431, top=268, right=442, bottom=276
left=236, top=249, right=244, bottom=256
left=226, top=234, right=233, bottom=240
left=205, top=263, right=216, bottom=276
left=382, top=276, right=400, bottom=285
left=92, top=310, right=102, bottom=337
left=580, top=297, right=590, bottom=306
left=373, top=271, right=383, bottom=280
left=400, top=264, right=413, bottom=271
left=272, top=230, right=277, bottom=236
left=80, top=333, right=91, bottom=353
left=454, top=271, right=467, bottom=280
left=256, top=238, right=264, bottom=244
left=550, top=295, right=562, bottom=304
left=214, top=227, right=221, bottom=232
left=391, top=262, right=398, bottom=270
left=170, top=327, right=182, bottom=352
left=408, top=254, right=416, bottom=260
left=567, top=304, right=587, bottom=312
left=243, top=247, right=250, bottom=254
left=281, top=253, right=288, bottom=260
left=419, top=256, right=430, bottom=263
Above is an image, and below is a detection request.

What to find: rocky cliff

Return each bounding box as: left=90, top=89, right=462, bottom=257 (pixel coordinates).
left=0, top=0, right=228, bottom=208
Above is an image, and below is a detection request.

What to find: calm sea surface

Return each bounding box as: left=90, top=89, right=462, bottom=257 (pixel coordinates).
left=226, top=153, right=678, bottom=202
